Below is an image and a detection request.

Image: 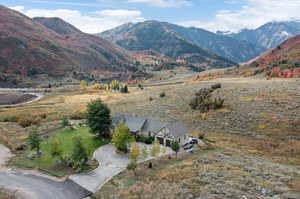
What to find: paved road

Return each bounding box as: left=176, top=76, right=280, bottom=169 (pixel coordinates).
left=0, top=171, right=91, bottom=199
left=70, top=144, right=173, bottom=192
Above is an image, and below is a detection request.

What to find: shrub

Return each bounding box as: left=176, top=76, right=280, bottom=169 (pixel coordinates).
left=136, top=135, right=154, bottom=144
left=70, top=112, right=86, bottom=120
left=92, top=83, right=104, bottom=90
left=189, top=87, right=225, bottom=113
left=160, top=92, right=166, bottom=98
left=2, top=116, right=18, bottom=122
left=211, top=83, right=221, bottom=90
left=17, top=117, right=40, bottom=128
left=62, top=116, right=70, bottom=127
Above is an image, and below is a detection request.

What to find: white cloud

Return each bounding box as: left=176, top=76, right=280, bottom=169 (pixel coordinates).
left=96, top=9, right=142, bottom=18
left=127, top=0, right=191, bottom=7
left=10, top=7, right=144, bottom=33
left=9, top=6, right=25, bottom=12
left=178, top=0, right=300, bottom=32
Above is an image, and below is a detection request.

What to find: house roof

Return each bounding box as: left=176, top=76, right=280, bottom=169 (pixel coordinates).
left=142, top=119, right=167, bottom=134
left=113, top=114, right=190, bottom=138
left=112, top=114, right=147, bottom=133
left=166, top=121, right=190, bottom=138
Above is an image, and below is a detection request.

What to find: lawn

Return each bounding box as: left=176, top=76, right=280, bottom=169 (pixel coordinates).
left=13, top=127, right=109, bottom=177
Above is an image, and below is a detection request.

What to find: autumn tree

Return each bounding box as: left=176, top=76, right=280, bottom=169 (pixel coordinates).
left=112, top=123, right=134, bottom=153
left=142, top=146, right=148, bottom=159
left=80, top=80, right=88, bottom=89
left=151, top=140, right=161, bottom=158
left=130, top=142, right=140, bottom=163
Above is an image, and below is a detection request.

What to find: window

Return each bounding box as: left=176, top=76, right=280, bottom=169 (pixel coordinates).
left=179, top=138, right=181, bottom=142
left=148, top=132, right=151, bottom=137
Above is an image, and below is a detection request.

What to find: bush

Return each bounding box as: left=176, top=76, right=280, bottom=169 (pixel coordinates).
left=211, top=83, right=221, bottom=90
left=17, top=117, right=40, bottom=128
left=189, top=87, right=224, bottom=113
left=136, top=135, right=154, bottom=144
left=70, top=112, right=86, bottom=120
left=2, top=116, right=18, bottom=122
left=92, top=83, right=104, bottom=90
left=160, top=92, right=166, bottom=98
left=62, top=116, right=70, bottom=127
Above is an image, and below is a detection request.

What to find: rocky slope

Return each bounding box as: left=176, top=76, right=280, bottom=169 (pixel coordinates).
left=228, top=21, right=300, bottom=49
left=0, top=5, right=133, bottom=86
left=249, top=34, right=300, bottom=78
left=99, top=21, right=237, bottom=68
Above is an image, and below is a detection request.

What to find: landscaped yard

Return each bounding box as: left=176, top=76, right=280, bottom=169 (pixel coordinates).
left=12, top=127, right=109, bottom=177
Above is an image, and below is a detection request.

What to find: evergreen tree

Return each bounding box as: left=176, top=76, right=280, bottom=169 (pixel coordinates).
left=171, top=140, right=180, bottom=159
left=71, top=136, right=88, bottom=170
left=86, top=99, right=112, bottom=138
left=28, top=128, right=41, bottom=155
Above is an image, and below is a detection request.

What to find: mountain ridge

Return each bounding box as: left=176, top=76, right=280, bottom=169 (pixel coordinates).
left=0, top=5, right=134, bottom=86
left=99, top=20, right=236, bottom=68
left=99, top=20, right=265, bottom=63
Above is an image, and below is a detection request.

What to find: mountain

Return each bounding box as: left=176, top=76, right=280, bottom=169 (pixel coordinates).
left=99, top=21, right=265, bottom=63
left=99, top=21, right=237, bottom=68
left=159, top=23, right=265, bottom=63
left=228, top=21, right=300, bottom=49
left=0, top=5, right=133, bottom=86
left=248, top=34, right=300, bottom=78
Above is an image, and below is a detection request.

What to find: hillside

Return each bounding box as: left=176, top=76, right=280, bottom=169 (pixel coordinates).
left=249, top=34, right=300, bottom=78
left=99, top=21, right=236, bottom=68
left=228, top=21, right=300, bottom=49
left=0, top=6, right=133, bottom=86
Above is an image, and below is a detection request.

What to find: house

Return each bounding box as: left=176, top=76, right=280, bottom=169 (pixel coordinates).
left=112, top=114, right=190, bottom=147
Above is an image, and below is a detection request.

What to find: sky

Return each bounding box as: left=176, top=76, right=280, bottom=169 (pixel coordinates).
left=3, top=0, right=300, bottom=34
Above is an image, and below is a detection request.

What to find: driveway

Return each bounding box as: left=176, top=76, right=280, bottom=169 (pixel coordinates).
left=0, top=144, right=91, bottom=199
left=70, top=144, right=173, bottom=192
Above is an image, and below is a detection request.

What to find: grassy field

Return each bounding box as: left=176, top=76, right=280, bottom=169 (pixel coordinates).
left=12, top=127, right=108, bottom=177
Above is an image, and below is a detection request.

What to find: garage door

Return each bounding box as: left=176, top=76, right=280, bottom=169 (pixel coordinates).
left=157, top=137, right=164, bottom=145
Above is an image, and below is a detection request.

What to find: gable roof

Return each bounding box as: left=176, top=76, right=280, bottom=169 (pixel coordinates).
left=112, top=114, right=190, bottom=138
left=113, top=114, right=147, bottom=133
left=166, top=121, right=190, bottom=138
left=142, top=119, right=167, bottom=134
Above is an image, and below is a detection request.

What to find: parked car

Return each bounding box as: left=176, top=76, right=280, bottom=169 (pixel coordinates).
left=183, top=143, right=194, bottom=150
left=189, top=138, right=198, bottom=144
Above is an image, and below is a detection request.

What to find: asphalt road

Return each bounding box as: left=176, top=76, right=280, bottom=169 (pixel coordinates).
left=0, top=171, right=91, bottom=199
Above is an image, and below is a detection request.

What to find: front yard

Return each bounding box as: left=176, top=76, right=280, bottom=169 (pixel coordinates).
left=12, top=127, right=109, bottom=177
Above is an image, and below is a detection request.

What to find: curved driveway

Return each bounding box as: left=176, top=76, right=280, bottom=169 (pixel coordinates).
left=70, top=144, right=173, bottom=192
